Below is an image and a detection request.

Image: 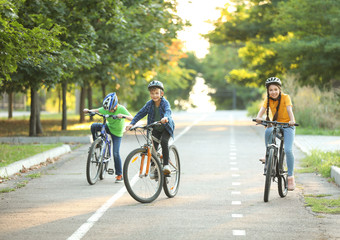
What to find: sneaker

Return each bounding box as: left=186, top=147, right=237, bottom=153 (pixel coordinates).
left=115, top=175, right=123, bottom=183
left=288, top=176, right=295, bottom=191
left=163, top=165, right=171, bottom=175
left=149, top=166, right=158, bottom=180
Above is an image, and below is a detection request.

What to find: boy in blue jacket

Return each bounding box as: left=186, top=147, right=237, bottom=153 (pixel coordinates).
left=126, top=80, right=175, bottom=174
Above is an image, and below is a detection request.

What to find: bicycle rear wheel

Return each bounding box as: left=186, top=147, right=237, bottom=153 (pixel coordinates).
left=163, top=145, right=181, bottom=198
left=264, top=148, right=274, bottom=202
left=278, top=149, right=288, bottom=197
left=123, top=148, right=163, bottom=203
left=86, top=138, right=103, bottom=185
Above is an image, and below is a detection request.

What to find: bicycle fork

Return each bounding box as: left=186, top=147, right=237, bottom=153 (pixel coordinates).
left=138, top=146, right=152, bottom=178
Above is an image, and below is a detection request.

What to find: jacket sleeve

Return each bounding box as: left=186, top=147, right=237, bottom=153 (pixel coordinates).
left=130, top=101, right=150, bottom=125
left=162, top=99, right=172, bottom=119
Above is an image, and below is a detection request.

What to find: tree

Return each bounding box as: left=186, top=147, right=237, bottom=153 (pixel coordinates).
left=272, top=0, right=340, bottom=87
left=0, top=0, right=61, bottom=82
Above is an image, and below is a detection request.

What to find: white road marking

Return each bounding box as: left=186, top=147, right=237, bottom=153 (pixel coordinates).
left=232, top=201, right=242, bottom=205
left=232, top=182, right=241, bottom=186
left=232, top=174, right=240, bottom=177
left=233, top=230, right=246, bottom=236
left=67, top=114, right=209, bottom=240
left=232, top=214, right=243, bottom=218
left=230, top=167, right=239, bottom=171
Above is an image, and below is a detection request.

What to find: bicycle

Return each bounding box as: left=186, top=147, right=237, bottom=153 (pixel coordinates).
left=123, top=121, right=180, bottom=203
left=86, top=111, right=123, bottom=185
left=253, top=119, right=299, bottom=202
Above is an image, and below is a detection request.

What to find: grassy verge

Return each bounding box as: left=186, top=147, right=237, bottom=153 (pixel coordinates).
left=299, top=150, right=340, bottom=178
left=299, top=150, right=340, bottom=214
left=0, top=143, right=63, bottom=167
left=304, top=194, right=340, bottom=214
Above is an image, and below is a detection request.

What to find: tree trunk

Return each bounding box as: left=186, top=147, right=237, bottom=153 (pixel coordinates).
left=8, top=91, right=13, bottom=119
left=29, top=88, right=37, bottom=136
left=101, top=83, right=106, bottom=99
left=61, top=82, right=67, bottom=130
left=36, top=93, right=43, bottom=135
left=79, top=86, right=85, bottom=123
left=87, top=85, right=93, bottom=121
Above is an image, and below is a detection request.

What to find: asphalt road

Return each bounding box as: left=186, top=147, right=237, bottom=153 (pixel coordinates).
left=0, top=111, right=338, bottom=239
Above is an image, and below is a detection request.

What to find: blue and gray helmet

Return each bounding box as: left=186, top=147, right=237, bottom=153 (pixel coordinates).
left=102, top=92, right=118, bottom=111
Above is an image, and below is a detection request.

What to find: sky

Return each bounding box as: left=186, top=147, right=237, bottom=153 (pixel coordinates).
left=176, top=0, right=227, bottom=58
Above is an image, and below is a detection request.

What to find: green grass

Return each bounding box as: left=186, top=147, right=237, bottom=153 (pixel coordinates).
left=0, top=143, right=63, bottom=167
left=299, top=150, right=340, bottom=178
left=296, top=127, right=340, bottom=136
left=304, top=195, right=340, bottom=214
left=27, top=173, right=41, bottom=179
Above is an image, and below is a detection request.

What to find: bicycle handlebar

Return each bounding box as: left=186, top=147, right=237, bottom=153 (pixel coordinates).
left=252, top=119, right=299, bottom=127
left=129, top=121, right=162, bottom=131
left=87, top=111, right=125, bottom=119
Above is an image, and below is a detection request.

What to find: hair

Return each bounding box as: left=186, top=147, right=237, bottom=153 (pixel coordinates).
left=266, top=84, right=282, bottom=121
left=149, top=86, right=164, bottom=93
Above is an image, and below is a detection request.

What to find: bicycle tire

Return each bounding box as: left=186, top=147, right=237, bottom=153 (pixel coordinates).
left=264, top=148, right=274, bottom=202
left=86, top=138, right=103, bottom=185
left=163, top=145, right=181, bottom=198
left=278, top=149, right=288, bottom=197
left=123, top=148, right=163, bottom=203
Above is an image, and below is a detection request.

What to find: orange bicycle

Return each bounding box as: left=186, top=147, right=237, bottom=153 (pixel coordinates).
left=123, top=121, right=180, bottom=203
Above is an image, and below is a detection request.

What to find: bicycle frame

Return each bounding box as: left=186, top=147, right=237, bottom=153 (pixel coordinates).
left=131, top=122, right=161, bottom=178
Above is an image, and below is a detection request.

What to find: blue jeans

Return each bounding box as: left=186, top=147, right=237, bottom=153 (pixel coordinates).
left=91, top=123, right=123, bottom=176
left=265, top=126, right=295, bottom=176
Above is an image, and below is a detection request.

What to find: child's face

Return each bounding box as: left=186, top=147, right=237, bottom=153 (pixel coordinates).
left=149, top=88, right=163, bottom=102
left=109, top=105, right=118, bottom=113
left=268, top=84, right=280, bottom=99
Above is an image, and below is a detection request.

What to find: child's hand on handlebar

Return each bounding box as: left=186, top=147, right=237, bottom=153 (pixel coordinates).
left=255, top=117, right=263, bottom=124
left=288, top=121, right=296, bottom=126
left=160, top=117, right=168, bottom=124
left=83, top=108, right=89, bottom=113
left=126, top=124, right=133, bottom=131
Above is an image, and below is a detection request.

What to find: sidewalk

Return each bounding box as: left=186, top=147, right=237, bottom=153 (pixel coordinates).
left=295, top=135, right=340, bottom=187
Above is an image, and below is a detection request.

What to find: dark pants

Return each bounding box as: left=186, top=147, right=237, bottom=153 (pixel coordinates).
left=152, top=129, right=171, bottom=165
left=91, top=123, right=123, bottom=176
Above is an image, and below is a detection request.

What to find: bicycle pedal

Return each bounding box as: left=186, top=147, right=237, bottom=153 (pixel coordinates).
left=107, top=168, right=114, bottom=175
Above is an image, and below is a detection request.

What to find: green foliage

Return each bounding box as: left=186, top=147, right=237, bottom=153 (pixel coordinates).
left=0, top=0, right=62, bottom=82
left=300, top=150, right=340, bottom=178
left=205, top=0, right=340, bottom=88
left=201, top=44, right=263, bottom=109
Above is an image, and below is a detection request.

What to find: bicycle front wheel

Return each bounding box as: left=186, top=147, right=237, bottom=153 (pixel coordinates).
left=163, top=145, right=181, bottom=198
left=123, top=148, right=163, bottom=203
left=264, top=148, right=274, bottom=202
left=86, top=138, right=103, bottom=185
left=278, top=149, right=288, bottom=197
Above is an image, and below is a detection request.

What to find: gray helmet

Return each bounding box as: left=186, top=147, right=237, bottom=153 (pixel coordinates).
left=148, top=80, right=164, bottom=91
left=265, top=77, right=282, bottom=88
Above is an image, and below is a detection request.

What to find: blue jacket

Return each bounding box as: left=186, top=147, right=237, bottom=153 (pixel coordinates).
left=130, top=97, right=175, bottom=138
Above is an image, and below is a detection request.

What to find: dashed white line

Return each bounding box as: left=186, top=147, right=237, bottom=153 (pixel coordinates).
left=233, top=230, right=246, bottom=236
left=232, top=201, right=242, bottom=205
left=232, top=214, right=243, bottom=218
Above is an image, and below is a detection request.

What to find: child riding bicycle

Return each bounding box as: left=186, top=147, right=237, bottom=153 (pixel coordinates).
left=83, top=92, right=133, bottom=183
left=255, top=77, right=297, bottom=191
left=125, top=80, right=175, bottom=175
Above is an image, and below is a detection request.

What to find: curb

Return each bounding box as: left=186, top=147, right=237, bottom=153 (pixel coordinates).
left=0, top=136, right=91, bottom=144
left=0, top=145, right=71, bottom=178
left=331, top=166, right=340, bottom=187
left=294, top=139, right=340, bottom=188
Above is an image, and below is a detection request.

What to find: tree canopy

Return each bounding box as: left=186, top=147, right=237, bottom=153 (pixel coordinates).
left=206, top=0, right=340, bottom=88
